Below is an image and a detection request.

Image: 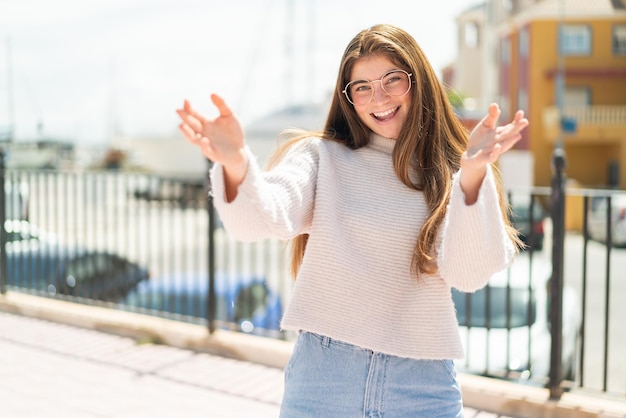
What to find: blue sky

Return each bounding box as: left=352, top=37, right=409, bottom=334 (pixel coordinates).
left=0, top=0, right=481, bottom=143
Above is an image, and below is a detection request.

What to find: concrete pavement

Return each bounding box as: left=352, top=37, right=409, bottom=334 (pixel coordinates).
left=0, top=310, right=510, bottom=418
left=1, top=291, right=625, bottom=418
left=1, top=311, right=283, bottom=417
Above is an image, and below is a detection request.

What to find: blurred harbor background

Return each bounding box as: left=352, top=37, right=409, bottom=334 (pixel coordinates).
left=1, top=1, right=626, bottom=416
left=0, top=0, right=477, bottom=168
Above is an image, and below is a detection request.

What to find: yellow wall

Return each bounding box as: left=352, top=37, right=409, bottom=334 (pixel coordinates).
left=524, top=18, right=626, bottom=187
left=564, top=143, right=621, bottom=186
left=527, top=21, right=559, bottom=187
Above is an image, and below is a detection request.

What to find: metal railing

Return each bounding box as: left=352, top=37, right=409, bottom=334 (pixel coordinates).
left=0, top=156, right=292, bottom=339
left=0, top=153, right=624, bottom=400
left=542, top=105, right=626, bottom=143
left=543, top=105, right=626, bottom=128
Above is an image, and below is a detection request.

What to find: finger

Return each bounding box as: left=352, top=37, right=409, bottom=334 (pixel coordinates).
left=508, top=116, right=529, bottom=136
left=184, top=99, right=208, bottom=126
left=516, top=116, right=529, bottom=131
left=177, top=108, right=203, bottom=133
left=210, top=93, right=233, bottom=118
left=511, top=110, right=529, bottom=132
left=180, top=124, right=216, bottom=160
left=179, top=123, right=202, bottom=145
left=481, top=103, right=501, bottom=130
left=496, top=133, right=523, bottom=155
left=183, top=99, right=204, bottom=121
left=496, top=113, right=528, bottom=138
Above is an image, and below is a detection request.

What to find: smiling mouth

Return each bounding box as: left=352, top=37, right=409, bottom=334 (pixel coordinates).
left=372, top=107, right=399, bottom=121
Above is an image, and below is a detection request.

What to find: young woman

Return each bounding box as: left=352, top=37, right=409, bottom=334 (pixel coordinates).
left=177, top=23, right=528, bottom=418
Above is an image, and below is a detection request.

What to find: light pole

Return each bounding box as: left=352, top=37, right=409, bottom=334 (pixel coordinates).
left=549, top=0, right=566, bottom=401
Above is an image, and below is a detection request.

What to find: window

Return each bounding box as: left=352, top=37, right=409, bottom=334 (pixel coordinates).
left=501, top=38, right=511, bottom=65
left=464, top=21, right=479, bottom=48
left=560, top=24, right=591, bottom=55
left=614, top=25, right=626, bottom=55
left=519, top=28, right=529, bottom=58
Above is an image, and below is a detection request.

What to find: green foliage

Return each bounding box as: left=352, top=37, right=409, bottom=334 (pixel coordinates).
left=447, top=89, right=465, bottom=109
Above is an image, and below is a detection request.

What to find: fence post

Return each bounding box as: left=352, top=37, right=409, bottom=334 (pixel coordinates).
left=206, top=159, right=216, bottom=334
left=0, top=149, right=6, bottom=294
left=549, top=146, right=566, bottom=399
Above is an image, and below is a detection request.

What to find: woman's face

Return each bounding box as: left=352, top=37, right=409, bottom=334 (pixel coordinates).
left=347, top=55, right=412, bottom=140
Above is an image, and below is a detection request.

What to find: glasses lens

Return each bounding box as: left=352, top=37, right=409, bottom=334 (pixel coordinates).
left=381, top=71, right=411, bottom=97
left=346, top=81, right=372, bottom=106
left=345, top=70, right=411, bottom=105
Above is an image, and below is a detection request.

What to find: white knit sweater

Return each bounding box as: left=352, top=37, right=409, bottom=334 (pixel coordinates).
left=211, top=133, right=514, bottom=360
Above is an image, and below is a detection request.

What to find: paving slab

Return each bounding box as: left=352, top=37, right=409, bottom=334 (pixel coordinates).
left=0, top=311, right=519, bottom=417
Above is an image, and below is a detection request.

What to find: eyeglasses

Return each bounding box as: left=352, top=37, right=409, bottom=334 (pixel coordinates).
left=342, top=69, right=413, bottom=106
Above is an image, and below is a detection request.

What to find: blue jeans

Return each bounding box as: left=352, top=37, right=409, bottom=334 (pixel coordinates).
left=280, top=332, right=463, bottom=418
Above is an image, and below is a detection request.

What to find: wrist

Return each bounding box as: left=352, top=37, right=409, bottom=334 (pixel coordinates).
left=222, top=148, right=248, bottom=182
left=222, top=149, right=248, bottom=203
left=459, top=165, right=487, bottom=205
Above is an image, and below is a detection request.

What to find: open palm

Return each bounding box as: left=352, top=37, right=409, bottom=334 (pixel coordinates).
left=176, top=94, right=245, bottom=167
left=462, top=103, right=529, bottom=171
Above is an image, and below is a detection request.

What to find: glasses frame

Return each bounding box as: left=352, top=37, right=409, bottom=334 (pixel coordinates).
left=342, top=69, right=413, bottom=106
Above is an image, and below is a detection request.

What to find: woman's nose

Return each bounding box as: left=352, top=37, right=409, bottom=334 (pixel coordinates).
left=371, top=81, right=390, bottom=103
left=372, top=80, right=389, bottom=102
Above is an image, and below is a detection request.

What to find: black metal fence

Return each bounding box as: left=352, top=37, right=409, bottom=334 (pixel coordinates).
left=0, top=159, right=292, bottom=339
left=1, top=156, right=625, bottom=401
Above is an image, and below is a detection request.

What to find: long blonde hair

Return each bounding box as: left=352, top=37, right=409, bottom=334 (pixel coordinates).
left=267, top=24, right=520, bottom=279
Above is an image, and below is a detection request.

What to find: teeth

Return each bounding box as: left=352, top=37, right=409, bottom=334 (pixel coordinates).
left=373, top=107, right=397, bottom=118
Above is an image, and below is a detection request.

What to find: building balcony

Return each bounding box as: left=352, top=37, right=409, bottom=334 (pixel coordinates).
left=542, top=105, right=626, bottom=144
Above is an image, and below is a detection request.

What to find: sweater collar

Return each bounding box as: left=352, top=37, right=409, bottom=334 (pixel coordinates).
left=368, top=133, right=396, bottom=155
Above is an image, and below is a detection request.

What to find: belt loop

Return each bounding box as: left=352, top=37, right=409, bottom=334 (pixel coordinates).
left=321, top=335, right=330, bottom=348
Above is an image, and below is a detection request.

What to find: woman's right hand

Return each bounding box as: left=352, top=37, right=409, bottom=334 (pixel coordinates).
left=176, top=94, right=246, bottom=165
left=176, top=94, right=248, bottom=201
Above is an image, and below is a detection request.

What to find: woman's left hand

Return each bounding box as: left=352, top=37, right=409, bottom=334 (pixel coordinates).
left=462, top=103, right=529, bottom=171
left=459, top=103, right=529, bottom=204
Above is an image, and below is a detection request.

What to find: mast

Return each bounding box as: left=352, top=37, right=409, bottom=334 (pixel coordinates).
left=284, top=0, right=295, bottom=107
left=4, top=36, right=14, bottom=142
left=307, top=0, right=315, bottom=102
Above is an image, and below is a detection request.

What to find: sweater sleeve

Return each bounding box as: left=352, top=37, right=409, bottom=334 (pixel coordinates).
left=437, top=164, right=515, bottom=292
left=210, top=139, right=319, bottom=242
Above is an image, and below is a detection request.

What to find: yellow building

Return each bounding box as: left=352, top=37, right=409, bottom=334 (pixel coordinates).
left=499, top=0, right=626, bottom=188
